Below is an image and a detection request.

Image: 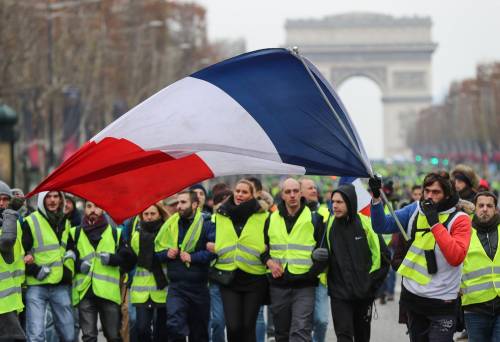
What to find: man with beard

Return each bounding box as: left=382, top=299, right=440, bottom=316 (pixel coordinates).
left=461, top=192, right=500, bottom=341
left=22, top=191, right=76, bottom=342
left=71, top=200, right=134, bottom=342
left=155, top=190, right=215, bottom=342
left=369, top=171, right=471, bottom=341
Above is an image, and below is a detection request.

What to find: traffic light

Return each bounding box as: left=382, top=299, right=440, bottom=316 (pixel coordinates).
left=442, top=159, right=449, bottom=166
left=430, top=157, right=439, bottom=165
left=415, top=155, right=422, bottom=162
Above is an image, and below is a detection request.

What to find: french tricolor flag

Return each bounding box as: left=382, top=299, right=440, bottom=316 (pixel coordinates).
left=29, top=48, right=371, bottom=223
left=338, top=177, right=372, bottom=216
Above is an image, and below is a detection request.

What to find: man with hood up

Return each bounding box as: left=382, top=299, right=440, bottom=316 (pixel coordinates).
left=452, top=164, right=480, bottom=203
left=369, top=171, right=471, bottom=341
left=327, top=184, right=389, bottom=342
left=21, top=191, right=76, bottom=342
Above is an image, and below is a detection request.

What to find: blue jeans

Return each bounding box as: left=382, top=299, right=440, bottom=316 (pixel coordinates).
left=26, top=285, right=75, bottom=342
left=465, top=312, right=500, bottom=342
left=313, top=283, right=329, bottom=342
left=256, top=306, right=266, bottom=342
left=128, top=292, right=137, bottom=342
left=45, top=307, right=59, bottom=342
left=209, top=283, right=225, bottom=342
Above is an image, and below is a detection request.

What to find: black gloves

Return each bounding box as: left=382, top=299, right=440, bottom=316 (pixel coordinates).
left=368, top=176, right=382, bottom=199
left=420, top=199, right=439, bottom=227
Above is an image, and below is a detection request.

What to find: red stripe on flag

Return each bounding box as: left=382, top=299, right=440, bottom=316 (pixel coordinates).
left=28, top=137, right=214, bottom=223
left=359, top=205, right=371, bottom=217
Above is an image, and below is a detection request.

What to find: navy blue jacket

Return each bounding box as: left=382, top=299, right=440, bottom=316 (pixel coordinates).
left=156, top=216, right=215, bottom=285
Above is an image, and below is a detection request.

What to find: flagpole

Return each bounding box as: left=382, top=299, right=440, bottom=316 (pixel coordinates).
left=291, top=47, right=409, bottom=241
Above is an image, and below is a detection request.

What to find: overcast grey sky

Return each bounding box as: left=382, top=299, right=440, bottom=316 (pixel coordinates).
left=195, top=0, right=500, bottom=158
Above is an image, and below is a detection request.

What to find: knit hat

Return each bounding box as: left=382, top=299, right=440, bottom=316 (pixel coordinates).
left=0, top=181, right=12, bottom=199
left=190, top=184, right=207, bottom=197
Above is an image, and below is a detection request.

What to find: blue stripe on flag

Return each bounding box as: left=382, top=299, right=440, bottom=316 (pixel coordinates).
left=191, top=48, right=369, bottom=177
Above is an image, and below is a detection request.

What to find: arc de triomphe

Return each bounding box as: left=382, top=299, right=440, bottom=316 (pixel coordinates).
left=285, top=12, right=437, bottom=158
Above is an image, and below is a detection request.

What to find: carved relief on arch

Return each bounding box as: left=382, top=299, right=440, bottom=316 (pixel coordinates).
left=330, top=67, right=387, bottom=92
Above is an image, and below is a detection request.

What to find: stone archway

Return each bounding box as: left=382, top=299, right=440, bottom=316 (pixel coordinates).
left=285, top=12, right=437, bottom=158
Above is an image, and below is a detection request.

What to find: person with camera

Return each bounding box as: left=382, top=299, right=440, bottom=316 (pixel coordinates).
left=369, top=171, right=471, bottom=341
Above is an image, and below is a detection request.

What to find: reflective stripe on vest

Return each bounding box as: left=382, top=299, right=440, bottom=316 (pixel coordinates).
left=461, top=225, right=500, bottom=306
left=268, top=207, right=316, bottom=275
left=214, top=212, right=268, bottom=275
left=71, top=225, right=121, bottom=305
left=0, top=252, right=23, bottom=314
left=25, top=212, right=69, bottom=285
left=9, top=222, right=25, bottom=287
left=326, top=213, right=381, bottom=274
left=397, top=210, right=463, bottom=285
left=159, top=211, right=203, bottom=253
left=131, top=231, right=167, bottom=304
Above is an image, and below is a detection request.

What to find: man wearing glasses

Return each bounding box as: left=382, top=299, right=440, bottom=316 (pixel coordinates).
left=369, top=171, right=471, bottom=341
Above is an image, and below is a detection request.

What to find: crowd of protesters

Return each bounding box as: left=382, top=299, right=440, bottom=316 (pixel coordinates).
left=0, top=162, right=499, bottom=342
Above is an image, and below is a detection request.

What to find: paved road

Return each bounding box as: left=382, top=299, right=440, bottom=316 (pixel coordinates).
left=324, top=297, right=408, bottom=341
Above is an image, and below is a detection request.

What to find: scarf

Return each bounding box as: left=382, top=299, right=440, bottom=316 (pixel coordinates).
left=137, top=219, right=163, bottom=270
left=138, top=219, right=168, bottom=290
left=472, top=213, right=500, bottom=234
left=220, top=196, right=260, bottom=227
left=82, top=215, right=109, bottom=248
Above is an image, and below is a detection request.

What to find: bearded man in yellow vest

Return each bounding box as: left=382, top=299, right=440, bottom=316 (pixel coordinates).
left=369, top=171, right=471, bottom=341
left=263, top=178, right=328, bottom=342
left=155, top=190, right=216, bottom=342
left=461, top=191, right=500, bottom=341
left=0, top=181, right=25, bottom=340
left=72, top=200, right=134, bottom=342
left=21, top=191, right=76, bottom=342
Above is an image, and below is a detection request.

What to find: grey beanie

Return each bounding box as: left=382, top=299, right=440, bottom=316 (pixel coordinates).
left=0, top=181, right=12, bottom=198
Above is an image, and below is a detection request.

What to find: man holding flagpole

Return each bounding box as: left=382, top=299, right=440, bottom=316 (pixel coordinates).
left=369, top=171, right=471, bottom=341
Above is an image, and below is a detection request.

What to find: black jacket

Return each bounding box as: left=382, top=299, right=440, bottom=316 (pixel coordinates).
left=262, top=198, right=327, bottom=288
left=327, top=184, right=390, bottom=300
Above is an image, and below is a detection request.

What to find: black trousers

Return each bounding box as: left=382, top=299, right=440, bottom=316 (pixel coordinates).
left=166, top=283, right=210, bottom=342
left=79, top=296, right=122, bottom=342
left=220, top=285, right=268, bottom=342
left=406, top=310, right=456, bottom=342
left=135, top=305, right=168, bottom=342
left=330, top=297, right=373, bottom=342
